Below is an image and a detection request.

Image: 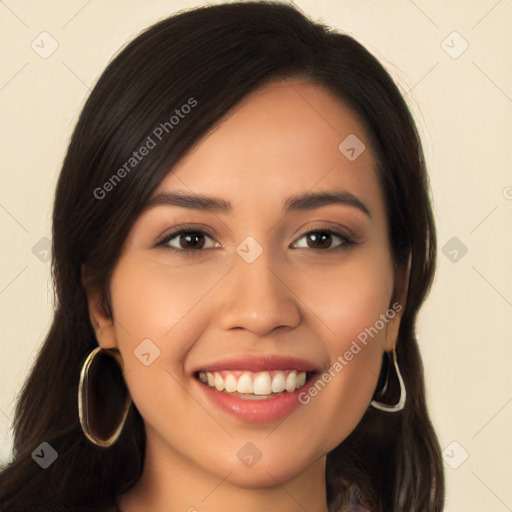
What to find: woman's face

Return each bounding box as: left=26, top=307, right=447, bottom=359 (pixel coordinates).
left=89, top=79, right=407, bottom=488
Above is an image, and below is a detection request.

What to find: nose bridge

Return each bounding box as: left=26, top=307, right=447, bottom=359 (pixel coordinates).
left=217, top=237, right=301, bottom=335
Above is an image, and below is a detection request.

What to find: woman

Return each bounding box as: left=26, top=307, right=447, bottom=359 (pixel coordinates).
left=0, top=2, right=444, bottom=511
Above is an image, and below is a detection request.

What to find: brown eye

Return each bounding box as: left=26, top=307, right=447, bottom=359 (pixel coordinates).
left=305, top=232, right=334, bottom=249
left=175, top=232, right=206, bottom=250
left=158, top=228, right=221, bottom=254
left=293, top=230, right=354, bottom=250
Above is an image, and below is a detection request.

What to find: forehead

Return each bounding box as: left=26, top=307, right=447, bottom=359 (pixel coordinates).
left=152, top=79, right=385, bottom=221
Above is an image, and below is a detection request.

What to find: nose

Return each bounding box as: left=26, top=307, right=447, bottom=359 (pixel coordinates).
left=217, top=246, right=302, bottom=336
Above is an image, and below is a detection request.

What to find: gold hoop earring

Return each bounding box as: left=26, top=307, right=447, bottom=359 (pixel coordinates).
left=370, top=349, right=406, bottom=413
left=78, top=346, right=131, bottom=447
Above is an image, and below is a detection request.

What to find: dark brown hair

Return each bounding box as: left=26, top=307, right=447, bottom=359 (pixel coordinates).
left=0, top=2, right=444, bottom=511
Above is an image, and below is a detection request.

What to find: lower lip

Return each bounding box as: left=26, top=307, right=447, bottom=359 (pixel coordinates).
left=196, top=379, right=308, bottom=424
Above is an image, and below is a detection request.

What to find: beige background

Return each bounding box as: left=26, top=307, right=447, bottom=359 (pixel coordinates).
left=1, top=1, right=511, bottom=510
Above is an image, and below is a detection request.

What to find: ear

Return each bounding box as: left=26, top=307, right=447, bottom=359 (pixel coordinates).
left=383, top=253, right=411, bottom=351
left=81, top=264, right=117, bottom=349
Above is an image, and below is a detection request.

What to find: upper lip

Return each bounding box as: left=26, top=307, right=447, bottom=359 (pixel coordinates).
left=192, top=355, right=322, bottom=374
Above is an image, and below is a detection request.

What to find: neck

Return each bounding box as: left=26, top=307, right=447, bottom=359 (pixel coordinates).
left=118, top=431, right=328, bottom=512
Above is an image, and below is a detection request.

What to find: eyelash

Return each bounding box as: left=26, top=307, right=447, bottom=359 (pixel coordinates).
left=155, top=224, right=358, bottom=257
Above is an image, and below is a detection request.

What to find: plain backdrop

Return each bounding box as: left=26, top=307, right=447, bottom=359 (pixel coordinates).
left=1, top=1, right=511, bottom=510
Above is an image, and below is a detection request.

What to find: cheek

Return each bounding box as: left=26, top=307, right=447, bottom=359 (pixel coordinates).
left=109, top=254, right=223, bottom=351
left=293, top=246, right=394, bottom=350
left=107, top=258, right=209, bottom=452
left=293, top=251, right=394, bottom=449
left=106, top=254, right=228, bottom=420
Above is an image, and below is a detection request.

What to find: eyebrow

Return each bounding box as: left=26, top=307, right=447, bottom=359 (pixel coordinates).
left=143, top=190, right=371, bottom=218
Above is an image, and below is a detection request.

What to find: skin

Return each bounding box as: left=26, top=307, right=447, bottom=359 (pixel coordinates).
left=86, top=78, right=409, bottom=512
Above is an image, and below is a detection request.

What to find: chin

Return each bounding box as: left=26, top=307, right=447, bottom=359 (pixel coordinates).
left=225, top=466, right=300, bottom=489
left=215, top=450, right=321, bottom=489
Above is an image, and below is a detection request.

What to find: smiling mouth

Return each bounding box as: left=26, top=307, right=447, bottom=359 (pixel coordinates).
left=194, top=369, right=316, bottom=399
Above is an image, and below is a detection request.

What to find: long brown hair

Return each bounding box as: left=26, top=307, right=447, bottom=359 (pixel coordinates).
left=0, top=2, right=444, bottom=510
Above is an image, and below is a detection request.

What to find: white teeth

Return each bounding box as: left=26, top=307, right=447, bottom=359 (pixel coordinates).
left=224, top=374, right=238, bottom=393
left=237, top=372, right=253, bottom=394
left=253, top=372, right=272, bottom=395
left=271, top=372, right=286, bottom=393
left=214, top=372, right=224, bottom=391
left=285, top=370, right=297, bottom=392
left=198, top=369, right=309, bottom=396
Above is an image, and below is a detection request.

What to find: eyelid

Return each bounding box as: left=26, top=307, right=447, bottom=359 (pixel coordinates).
left=154, top=223, right=219, bottom=248
left=292, top=221, right=357, bottom=242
